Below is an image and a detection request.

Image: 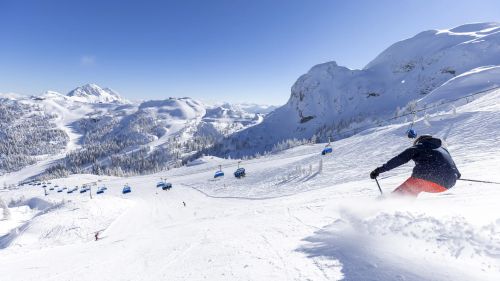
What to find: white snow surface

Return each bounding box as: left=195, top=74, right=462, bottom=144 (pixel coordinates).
left=1, top=86, right=499, bottom=280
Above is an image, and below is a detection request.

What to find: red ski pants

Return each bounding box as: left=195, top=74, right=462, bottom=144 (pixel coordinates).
left=393, top=177, right=447, bottom=197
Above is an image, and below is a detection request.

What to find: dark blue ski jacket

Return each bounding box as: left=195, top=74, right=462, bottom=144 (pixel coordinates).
left=378, top=137, right=461, bottom=188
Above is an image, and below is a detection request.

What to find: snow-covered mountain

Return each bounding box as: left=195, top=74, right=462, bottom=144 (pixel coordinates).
left=66, top=83, right=126, bottom=104
left=0, top=87, right=271, bottom=179
left=214, top=22, right=500, bottom=157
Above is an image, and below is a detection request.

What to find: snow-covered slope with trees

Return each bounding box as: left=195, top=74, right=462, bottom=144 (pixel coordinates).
left=0, top=87, right=271, bottom=181
left=0, top=82, right=499, bottom=280
left=214, top=22, right=500, bottom=157
left=0, top=98, right=69, bottom=175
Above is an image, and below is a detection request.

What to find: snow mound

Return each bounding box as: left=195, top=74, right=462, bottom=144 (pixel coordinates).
left=299, top=203, right=500, bottom=281
left=8, top=197, right=53, bottom=211
left=139, top=97, right=206, bottom=120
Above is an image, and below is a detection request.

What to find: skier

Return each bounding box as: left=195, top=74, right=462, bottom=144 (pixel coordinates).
left=370, top=135, right=461, bottom=197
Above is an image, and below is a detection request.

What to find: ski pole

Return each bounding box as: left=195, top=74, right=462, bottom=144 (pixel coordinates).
left=374, top=178, right=383, bottom=195
left=458, top=178, right=500, bottom=185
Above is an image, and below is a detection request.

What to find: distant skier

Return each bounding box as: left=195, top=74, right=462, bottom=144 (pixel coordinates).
left=182, top=201, right=186, bottom=207
left=370, top=135, right=461, bottom=197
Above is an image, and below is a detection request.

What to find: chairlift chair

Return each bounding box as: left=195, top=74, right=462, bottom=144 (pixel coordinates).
left=162, top=183, right=173, bottom=190
left=122, top=185, right=132, bottom=194
left=214, top=165, right=224, bottom=178
left=234, top=161, right=246, bottom=178
left=407, top=128, right=417, bottom=139
left=322, top=138, right=333, bottom=155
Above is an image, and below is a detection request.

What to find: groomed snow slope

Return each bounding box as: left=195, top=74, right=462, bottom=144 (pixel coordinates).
left=0, top=88, right=499, bottom=280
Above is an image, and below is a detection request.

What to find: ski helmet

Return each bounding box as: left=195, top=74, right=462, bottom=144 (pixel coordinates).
left=413, top=134, right=433, bottom=145
left=407, top=128, right=417, bottom=139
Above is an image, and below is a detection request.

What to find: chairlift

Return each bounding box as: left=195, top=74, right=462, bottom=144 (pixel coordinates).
left=322, top=138, right=333, bottom=155
left=214, top=165, right=224, bottom=178
left=122, top=185, right=132, bottom=194
left=162, top=183, right=173, bottom=190
left=234, top=161, right=246, bottom=178
left=96, top=186, right=105, bottom=194
left=321, top=147, right=333, bottom=155
left=406, top=110, right=418, bottom=139
left=407, top=128, right=417, bottom=139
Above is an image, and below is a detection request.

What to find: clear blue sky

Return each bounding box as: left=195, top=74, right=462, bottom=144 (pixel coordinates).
left=1, top=0, right=499, bottom=104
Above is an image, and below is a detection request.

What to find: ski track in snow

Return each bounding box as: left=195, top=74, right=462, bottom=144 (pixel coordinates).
left=1, top=92, right=500, bottom=279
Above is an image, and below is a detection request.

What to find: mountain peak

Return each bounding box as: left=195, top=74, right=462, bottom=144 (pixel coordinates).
left=67, top=83, right=125, bottom=103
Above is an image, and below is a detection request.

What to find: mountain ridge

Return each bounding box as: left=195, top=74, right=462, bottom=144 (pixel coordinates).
left=209, top=22, right=500, bottom=157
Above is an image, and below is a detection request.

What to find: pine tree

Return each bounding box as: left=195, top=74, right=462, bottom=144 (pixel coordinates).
left=0, top=196, right=11, bottom=220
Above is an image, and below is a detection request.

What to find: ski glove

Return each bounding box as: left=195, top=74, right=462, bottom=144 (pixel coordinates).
left=370, top=168, right=381, bottom=179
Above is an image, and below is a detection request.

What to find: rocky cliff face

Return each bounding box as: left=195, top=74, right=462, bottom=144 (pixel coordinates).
left=212, top=22, right=500, bottom=157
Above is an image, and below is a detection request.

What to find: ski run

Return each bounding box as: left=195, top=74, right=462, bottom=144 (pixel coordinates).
left=1, top=85, right=500, bottom=281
